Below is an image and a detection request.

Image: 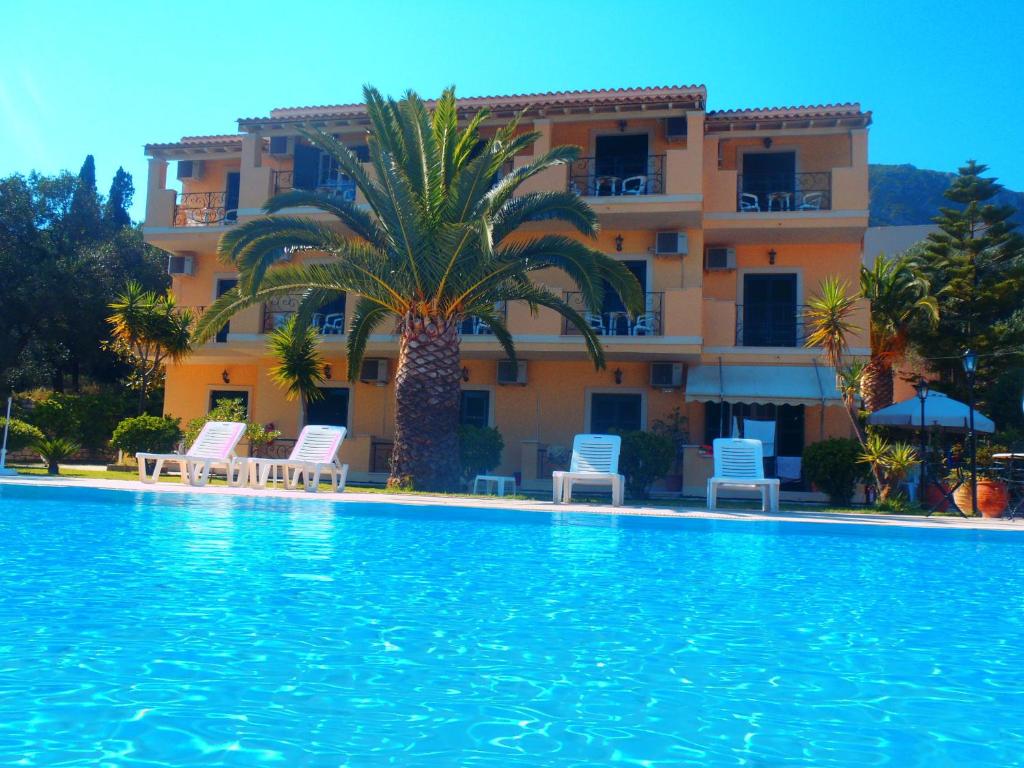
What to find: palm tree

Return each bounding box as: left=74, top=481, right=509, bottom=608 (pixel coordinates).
left=193, top=87, right=643, bottom=491
left=858, top=253, right=938, bottom=412
left=267, top=315, right=326, bottom=427
left=804, top=276, right=858, bottom=371
left=108, top=281, right=193, bottom=414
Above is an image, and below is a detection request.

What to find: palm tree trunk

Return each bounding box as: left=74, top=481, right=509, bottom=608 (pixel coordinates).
left=389, top=314, right=462, bottom=492
left=860, top=356, right=894, bottom=413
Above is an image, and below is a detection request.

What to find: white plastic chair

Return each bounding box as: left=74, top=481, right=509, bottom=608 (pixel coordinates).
left=137, top=421, right=247, bottom=487
left=584, top=312, right=606, bottom=335
left=630, top=312, right=658, bottom=336
left=620, top=175, right=648, bottom=195
left=593, top=176, right=619, bottom=196
left=706, top=438, right=780, bottom=512
left=552, top=434, right=625, bottom=506
left=739, top=193, right=761, bottom=212
left=246, top=425, right=349, bottom=492
left=320, top=313, right=345, bottom=335
left=798, top=192, right=824, bottom=210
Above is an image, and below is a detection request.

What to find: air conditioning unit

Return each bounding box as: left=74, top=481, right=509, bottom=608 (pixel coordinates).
left=269, top=136, right=289, bottom=155
left=176, top=160, right=204, bottom=180
left=665, top=116, right=688, bottom=140
left=360, top=358, right=390, bottom=384
left=497, top=360, right=528, bottom=385
left=704, top=247, right=737, bottom=271
left=166, top=253, right=195, bottom=276
left=655, top=231, right=688, bottom=256
left=650, top=362, right=685, bottom=390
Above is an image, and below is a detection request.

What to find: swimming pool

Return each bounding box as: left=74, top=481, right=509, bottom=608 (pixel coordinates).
left=0, top=484, right=1022, bottom=766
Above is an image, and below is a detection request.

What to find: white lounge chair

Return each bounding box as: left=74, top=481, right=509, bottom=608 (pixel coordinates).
left=245, top=425, right=349, bottom=492
left=707, top=438, right=780, bottom=512
left=552, top=433, right=625, bottom=506
left=137, top=421, right=247, bottom=487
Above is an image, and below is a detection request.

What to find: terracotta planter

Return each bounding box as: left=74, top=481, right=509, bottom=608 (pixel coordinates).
left=922, top=482, right=950, bottom=512
left=953, top=480, right=1009, bottom=518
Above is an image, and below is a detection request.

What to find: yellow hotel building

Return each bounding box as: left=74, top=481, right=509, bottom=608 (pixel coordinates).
left=143, top=85, right=871, bottom=497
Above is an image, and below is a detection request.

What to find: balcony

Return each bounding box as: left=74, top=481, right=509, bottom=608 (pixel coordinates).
left=173, top=191, right=236, bottom=227
left=272, top=169, right=357, bottom=201
left=736, top=173, right=832, bottom=213
left=568, top=155, right=665, bottom=197
left=262, top=295, right=346, bottom=335
left=459, top=303, right=508, bottom=336
left=561, top=292, right=664, bottom=336
left=735, top=304, right=808, bottom=347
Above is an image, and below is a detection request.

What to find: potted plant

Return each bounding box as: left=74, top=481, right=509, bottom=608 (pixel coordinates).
left=651, top=407, right=689, bottom=492
left=951, top=442, right=1009, bottom=518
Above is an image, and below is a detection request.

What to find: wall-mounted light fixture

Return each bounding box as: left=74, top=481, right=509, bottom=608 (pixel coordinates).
left=613, top=368, right=624, bottom=385
left=324, top=364, right=332, bottom=380
left=462, top=366, right=470, bottom=383
left=768, top=248, right=777, bottom=265
left=614, top=234, right=624, bottom=252
left=763, top=137, right=773, bottom=149
left=221, top=369, right=230, bottom=384
left=618, top=120, right=628, bottom=133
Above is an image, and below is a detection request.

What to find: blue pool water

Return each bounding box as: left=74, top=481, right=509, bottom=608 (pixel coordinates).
left=1, top=485, right=1022, bottom=766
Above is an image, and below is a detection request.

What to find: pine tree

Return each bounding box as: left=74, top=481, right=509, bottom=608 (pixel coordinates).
left=912, top=161, right=1024, bottom=402
left=103, top=167, right=134, bottom=229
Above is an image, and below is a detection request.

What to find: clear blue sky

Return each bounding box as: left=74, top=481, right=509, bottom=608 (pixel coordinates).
left=2, top=0, right=1022, bottom=221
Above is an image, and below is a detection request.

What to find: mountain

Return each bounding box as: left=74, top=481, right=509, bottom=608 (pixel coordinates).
left=868, top=163, right=1024, bottom=227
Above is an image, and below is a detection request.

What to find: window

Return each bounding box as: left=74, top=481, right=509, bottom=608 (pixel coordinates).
left=306, top=387, right=350, bottom=428
left=209, top=390, right=249, bottom=416
left=214, top=278, right=237, bottom=343
left=460, top=390, right=491, bottom=428
left=703, top=402, right=804, bottom=456
left=590, top=393, right=642, bottom=434
left=741, top=274, right=798, bottom=347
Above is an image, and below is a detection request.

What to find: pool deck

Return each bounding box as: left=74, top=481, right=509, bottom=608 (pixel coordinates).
left=2, top=474, right=1022, bottom=532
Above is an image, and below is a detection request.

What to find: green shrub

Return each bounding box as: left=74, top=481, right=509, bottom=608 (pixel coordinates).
left=803, top=438, right=865, bottom=505
left=184, top=398, right=280, bottom=454
left=111, top=415, right=182, bottom=456
left=459, top=425, right=504, bottom=484
left=617, top=430, right=674, bottom=498
left=16, top=390, right=134, bottom=452
left=0, top=418, right=45, bottom=453
left=34, top=437, right=81, bottom=475
left=27, top=394, right=81, bottom=440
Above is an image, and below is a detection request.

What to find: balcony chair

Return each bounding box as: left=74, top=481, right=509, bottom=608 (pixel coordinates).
left=707, top=438, right=780, bottom=513
left=472, top=317, right=493, bottom=335
left=593, top=176, right=619, bottom=196
left=620, top=175, right=648, bottom=195
left=629, top=312, right=658, bottom=336
left=798, top=192, right=824, bottom=210
left=552, top=434, right=625, bottom=506
left=584, top=312, right=606, bottom=335
left=137, top=421, right=247, bottom=487
left=739, top=193, right=761, bottom=212
left=321, top=313, right=345, bottom=335
left=244, top=425, right=349, bottom=493
left=767, top=191, right=791, bottom=211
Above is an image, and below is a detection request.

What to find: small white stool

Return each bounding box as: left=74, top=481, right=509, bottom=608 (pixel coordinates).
left=473, top=474, right=516, bottom=497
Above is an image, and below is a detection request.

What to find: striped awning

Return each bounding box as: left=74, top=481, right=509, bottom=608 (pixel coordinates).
left=685, top=364, right=842, bottom=406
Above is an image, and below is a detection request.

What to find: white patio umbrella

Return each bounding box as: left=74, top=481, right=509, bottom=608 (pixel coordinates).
left=867, top=391, right=995, bottom=433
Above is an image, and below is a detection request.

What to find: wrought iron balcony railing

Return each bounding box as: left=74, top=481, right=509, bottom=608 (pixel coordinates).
left=173, top=191, right=236, bottom=226
left=735, top=304, right=809, bottom=347
left=262, top=295, right=346, bottom=335
left=568, top=155, right=665, bottom=197
left=736, top=172, right=831, bottom=212
left=459, top=303, right=508, bottom=336
left=561, top=292, right=664, bottom=336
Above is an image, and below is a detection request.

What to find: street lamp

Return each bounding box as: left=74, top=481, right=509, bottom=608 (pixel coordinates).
left=962, top=349, right=979, bottom=516
left=913, top=376, right=929, bottom=493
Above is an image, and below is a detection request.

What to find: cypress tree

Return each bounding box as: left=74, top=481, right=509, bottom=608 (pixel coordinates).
left=103, top=167, right=134, bottom=229
left=67, top=154, right=103, bottom=244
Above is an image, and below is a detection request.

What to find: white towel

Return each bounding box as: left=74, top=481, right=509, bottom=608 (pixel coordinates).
left=743, top=419, right=776, bottom=457
left=776, top=456, right=802, bottom=482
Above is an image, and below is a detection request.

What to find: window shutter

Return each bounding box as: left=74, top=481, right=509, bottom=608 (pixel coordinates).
left=293, top=143, right=319, bottom=190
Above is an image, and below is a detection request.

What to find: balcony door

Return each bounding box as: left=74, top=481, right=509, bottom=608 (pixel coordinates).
left=225, top=172, right=240, bottom=222
left=215, top=278, right=238, bottom=343
left=742, top=274, right=798, bottom=347
left=743, top=152, right=795, bottom=210
left=603, top=260, right=647, bottom=335
left=594, top=134, right=649, bottom=194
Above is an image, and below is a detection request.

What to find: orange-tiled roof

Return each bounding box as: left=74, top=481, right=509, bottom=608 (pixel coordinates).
left=707, top=103, right=871, bottom=125
left=240, top=85, right=707, bottom=125
left=145, top=134, right=244, bottom=153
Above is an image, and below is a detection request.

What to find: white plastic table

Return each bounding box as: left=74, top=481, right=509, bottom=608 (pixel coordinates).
left=473, top=474, right=517, bottom=497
